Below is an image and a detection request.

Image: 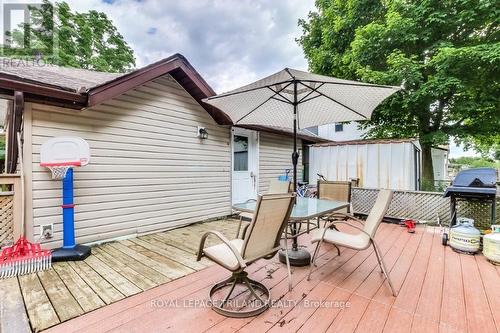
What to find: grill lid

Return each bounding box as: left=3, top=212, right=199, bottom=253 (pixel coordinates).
left=450, top=168, right=497, bottom=188
left=444, top=167, right=498, bottom=198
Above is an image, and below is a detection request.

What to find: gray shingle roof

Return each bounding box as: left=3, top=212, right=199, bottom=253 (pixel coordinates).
left=0, top=58, right=123, bottom=92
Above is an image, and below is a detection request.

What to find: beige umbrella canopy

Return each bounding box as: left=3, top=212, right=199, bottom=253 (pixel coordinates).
left=203, top=68, right=400, bottom=190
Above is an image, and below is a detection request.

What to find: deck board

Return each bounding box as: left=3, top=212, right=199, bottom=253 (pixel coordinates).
left=0, top=278, right=31, bottom=333
left=18, top=273, right=60, bottom=331
left=440, top=246, right=467, bottom=332
left=91, top=247, right=157, bottom=291
left=98, top=243, right=171, bottom=285
left=460, top=254, right=497, bottom=333
left=83, top=255, right=142, bottom=297
left=52, top=262, right=105, bottom=313
left=37, top=269, right=84, bottom=322
left=3, top=220, right=498, bottom=333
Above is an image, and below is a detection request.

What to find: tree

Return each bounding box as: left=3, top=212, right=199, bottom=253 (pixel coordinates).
left=2, top=0, right=135, bottom=72
left=298, top=0, right=499, bottom=190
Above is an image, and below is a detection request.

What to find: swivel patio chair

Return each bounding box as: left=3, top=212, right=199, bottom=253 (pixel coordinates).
left=197, top=193, right=295, bottom=318
left=308, top=189, right=397, bottom=296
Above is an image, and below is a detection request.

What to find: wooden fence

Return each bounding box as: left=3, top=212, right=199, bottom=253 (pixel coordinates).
left=0, top=175, right=22, bottom=248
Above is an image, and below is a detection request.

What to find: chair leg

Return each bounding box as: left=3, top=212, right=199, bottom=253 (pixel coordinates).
left=221, top=280, right=237, bottom=308
left=210, top=272, right=270, bottom=318
left=236, top=216, right=243, bottom=238
left=307, top=241, right=321, bottom=281
left=283, top=233, right=292, bottom=291
left=333, top=244, right=341, bottom=256
left=242, top=278, right=265, bottom=304
left=372, top=240, right=397, bottom=297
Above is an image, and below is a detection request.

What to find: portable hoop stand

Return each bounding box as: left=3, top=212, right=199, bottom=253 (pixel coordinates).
left=40, top=136, right=91, bottom=262
left=51, top=167, right=91, bottom=262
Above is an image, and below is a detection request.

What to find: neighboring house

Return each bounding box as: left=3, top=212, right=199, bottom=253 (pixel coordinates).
left=312, top=122, right=449, bottom=190
left=0, top=54, right=325, bottom=248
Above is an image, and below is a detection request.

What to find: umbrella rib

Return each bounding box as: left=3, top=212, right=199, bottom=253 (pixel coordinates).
left=204, top=79, right=293, bottom=100
left=301, top=89, right=368, bottom=119
left=235, top=81, right=293, bottom=124
left=297, top=82, right=324, bottom=103
left=299, top=94, right=322, bottom=104
left=271, top=96, right=292, bottom=104
left=268, top=86, right=293, bottom=104
left=284, top=68, right=295, bottom=79
left=297, top=79, right=399, bottom=89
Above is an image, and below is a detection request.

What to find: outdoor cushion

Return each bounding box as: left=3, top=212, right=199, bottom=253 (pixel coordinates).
left=203, top=239, right=245, bottom=271
left=310, top=228, right=370, bottom=251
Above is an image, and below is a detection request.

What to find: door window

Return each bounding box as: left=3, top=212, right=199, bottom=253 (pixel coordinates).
left=233, top=135, right=248, bottom=171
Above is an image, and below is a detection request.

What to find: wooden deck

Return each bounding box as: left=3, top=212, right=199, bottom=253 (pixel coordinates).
left=2, top=220, right=499, bottom=333
left=43, top=222, right=500, bottom=333
left=0, top=218, right=239, bottom=333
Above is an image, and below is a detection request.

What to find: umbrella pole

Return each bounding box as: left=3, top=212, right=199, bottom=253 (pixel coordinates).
left=292, top=80, right=298, bottom=193
left=292, top=80, right=299, bottom=252
left=279, top=80, right=311, bottom=267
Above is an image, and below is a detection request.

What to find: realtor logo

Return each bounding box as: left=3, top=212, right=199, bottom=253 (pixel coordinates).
left=1, top=1, right=54, bottom=58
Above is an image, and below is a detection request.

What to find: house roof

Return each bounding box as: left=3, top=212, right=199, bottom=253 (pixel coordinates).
left=0, top=54, right=326, bottom=142
left=0, top=54, right=232, bottom=124
left=0, top=57, right=122, bottom=92
left=311, top=138, right=417, bottom=147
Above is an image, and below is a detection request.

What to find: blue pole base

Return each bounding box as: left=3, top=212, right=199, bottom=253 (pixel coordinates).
left=51, top=244, right=91, bottom=262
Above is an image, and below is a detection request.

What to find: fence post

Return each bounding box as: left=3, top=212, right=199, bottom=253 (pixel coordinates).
left=11, top=175, right=22, bottom=239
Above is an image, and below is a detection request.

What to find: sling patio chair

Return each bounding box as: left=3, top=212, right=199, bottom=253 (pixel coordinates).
left=197, top=193, right=295, bottom=318
left=316, top=180, right=352, bottom=226
left=308, top=189, right=397, bottom=296
left=235, top=179, right=291, bottom=238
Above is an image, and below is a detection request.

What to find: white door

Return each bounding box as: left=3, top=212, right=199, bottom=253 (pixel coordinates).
left=232, top=128, right=258, bottom=204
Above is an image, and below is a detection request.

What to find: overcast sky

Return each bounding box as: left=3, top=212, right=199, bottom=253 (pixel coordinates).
left=66, top=0, right=315, bottom=94
left=60, top=0, right=476, bottom=157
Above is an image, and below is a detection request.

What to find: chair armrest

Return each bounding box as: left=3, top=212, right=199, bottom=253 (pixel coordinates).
left=197, top=230, right=247, bottom=269
left=324, top=212, right=364, bottom=224
left=326, top=221, right=372, bottom=239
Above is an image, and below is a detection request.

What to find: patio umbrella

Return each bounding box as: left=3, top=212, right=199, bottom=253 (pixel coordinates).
left=203, top=68, right=401, bottom=191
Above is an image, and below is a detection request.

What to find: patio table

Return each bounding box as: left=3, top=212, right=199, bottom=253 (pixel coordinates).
left=232, top=197, right=349, bottom=266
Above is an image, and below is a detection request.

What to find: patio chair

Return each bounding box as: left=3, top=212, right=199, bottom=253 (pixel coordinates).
left=235, top=179, right=291, bottom=238
left=317, top=180, right=352, bottom=224
left=197, top=193, right=295, bottom=318
left=308, top=189, right=397, bottom=296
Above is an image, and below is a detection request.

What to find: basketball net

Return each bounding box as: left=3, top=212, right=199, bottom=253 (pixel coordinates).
left=47, top=165, right=71, bottom=180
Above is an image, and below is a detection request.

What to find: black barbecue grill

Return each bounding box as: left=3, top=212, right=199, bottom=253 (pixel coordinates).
left=444, top=167, right=498, bottom=227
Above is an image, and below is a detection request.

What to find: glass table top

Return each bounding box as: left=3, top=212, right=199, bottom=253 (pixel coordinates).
left=232, top=197, right=349, bottom=220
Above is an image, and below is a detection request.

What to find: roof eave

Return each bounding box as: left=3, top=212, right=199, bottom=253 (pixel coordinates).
left=236, top=124, right=330, bottom=143
left=0, top=54, right=233, bottom=124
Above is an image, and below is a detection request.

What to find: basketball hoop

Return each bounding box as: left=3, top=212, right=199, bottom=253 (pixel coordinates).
left=38, top=136, right=92, bottom=262
left=39, top=137, right=90, bottom=180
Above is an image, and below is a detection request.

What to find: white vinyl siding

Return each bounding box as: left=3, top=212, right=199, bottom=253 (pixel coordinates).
left=29, top=75, right=231, bottom=248
left=258, top=132, right=303, bottom=193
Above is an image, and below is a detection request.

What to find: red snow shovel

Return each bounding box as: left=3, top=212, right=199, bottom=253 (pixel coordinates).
left=0, top=134, right=51, bottom=279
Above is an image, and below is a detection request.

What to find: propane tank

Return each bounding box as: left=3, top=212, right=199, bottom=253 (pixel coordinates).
left=483, top=225, right=500, bottom=265
left=449, top=218, right=480, bottom=254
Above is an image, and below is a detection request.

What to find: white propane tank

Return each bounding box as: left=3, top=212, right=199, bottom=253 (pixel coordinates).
left=449, top=218, right=481, bottom=254
left=483, top=225, right=500, bottom=265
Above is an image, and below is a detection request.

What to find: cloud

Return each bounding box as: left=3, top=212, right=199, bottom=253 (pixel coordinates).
left=64, top=0, right=315, bottom=92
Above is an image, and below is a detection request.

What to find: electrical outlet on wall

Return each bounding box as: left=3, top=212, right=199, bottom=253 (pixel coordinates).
left=41, top=224, right=53, bottom=239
